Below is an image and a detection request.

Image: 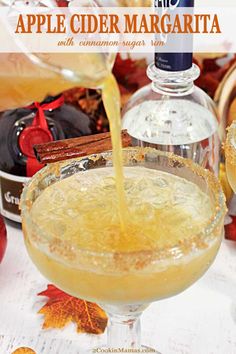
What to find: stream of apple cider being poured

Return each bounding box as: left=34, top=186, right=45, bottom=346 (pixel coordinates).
left=101, top=74, right=127, bottom=231
left=26, top=70, right=220, bottom=305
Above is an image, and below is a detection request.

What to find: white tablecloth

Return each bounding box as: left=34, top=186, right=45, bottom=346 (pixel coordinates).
left=0, top=221, right=236, bottom=354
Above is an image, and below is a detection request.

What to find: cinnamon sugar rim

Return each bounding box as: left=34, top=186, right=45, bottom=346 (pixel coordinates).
left=225, top=121, right=236, bottom=165
left=21, top=148, right=226, bottom=266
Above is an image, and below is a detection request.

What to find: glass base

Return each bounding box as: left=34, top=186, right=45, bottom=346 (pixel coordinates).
left=88, top=345, right=161, bottom=353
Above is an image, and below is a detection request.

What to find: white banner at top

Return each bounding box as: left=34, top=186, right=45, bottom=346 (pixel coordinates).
left=0, top=5, right=235, bottom=53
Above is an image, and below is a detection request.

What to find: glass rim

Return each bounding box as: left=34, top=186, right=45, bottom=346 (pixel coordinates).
left=225, top=120, right=236, bottom=166
left=20, top=148, right=226, bottom=264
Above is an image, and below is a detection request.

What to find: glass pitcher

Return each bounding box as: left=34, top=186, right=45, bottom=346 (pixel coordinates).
left=0, top=0, right=116, bottom=111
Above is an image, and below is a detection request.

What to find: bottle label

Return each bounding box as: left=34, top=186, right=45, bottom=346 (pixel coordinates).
left=155, top=1, right=193, bottom=8
left=0, top=170, right=29, bottom=223
left=155, top=0, right=194, bottom=72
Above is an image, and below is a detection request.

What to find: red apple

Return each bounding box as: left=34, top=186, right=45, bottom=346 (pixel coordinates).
left=0, top=216, right=7, bottom=263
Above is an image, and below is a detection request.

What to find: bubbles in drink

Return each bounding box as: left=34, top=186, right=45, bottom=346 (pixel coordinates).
left=30, top=166, right=213, bottom=255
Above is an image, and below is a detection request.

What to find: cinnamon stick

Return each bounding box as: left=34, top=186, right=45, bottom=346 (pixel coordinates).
left=34, top=130, right=132, bottom=164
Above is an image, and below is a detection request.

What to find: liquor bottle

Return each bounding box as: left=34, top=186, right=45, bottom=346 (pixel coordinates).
left=122, top=0, right=220, bottom=176
left=0, top=95, right=94, bottom=223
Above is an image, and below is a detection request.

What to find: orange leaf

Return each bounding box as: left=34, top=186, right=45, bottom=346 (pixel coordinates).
left=38, top=285, right=108, bottom=335
left=12, top=348, right=36, bottom=354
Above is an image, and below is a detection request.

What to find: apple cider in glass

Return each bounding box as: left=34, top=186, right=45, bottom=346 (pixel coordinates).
left=225, top=121, right=236, bottom=193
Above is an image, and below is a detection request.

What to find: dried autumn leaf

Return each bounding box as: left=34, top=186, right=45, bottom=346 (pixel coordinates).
left=63, top=87, right=86, bottom=104
left=79, top=97, right=100, bottom=115
left=113, top=54, right=149, bottom=92
left=113, top=54, right=136, bottom=86
left=127, top=58, right=149, bottom=88
left=11, top=348, right=36, bottom=354
left=38, top=285, right=108, bottom=335
left=194, top=54, right=236, bottom=98
left=195, top=73, right=219, bottom=98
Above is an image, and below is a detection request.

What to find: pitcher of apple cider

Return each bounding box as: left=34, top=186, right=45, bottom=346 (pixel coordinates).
left=0, top=52, right=115, bottom=111
left=0, top=0, right=154, bottom=111
left=0, top=0, right=115, bottom=111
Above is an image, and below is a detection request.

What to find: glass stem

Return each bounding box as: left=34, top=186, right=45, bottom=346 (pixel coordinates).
left=101, top=304, right=149, bottom=349
left=107, top=313, right=141, bottom=348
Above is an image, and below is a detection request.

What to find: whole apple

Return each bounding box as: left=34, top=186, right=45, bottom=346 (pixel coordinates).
left=0, top=216, right=7, bottom=263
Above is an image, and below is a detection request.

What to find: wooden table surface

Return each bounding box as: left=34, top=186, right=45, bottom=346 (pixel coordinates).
left=1, top=221, right=236, bottom=354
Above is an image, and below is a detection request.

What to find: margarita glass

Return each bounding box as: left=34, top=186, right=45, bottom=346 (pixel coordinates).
left=225, top=121, right=236, bottom=193
left=21, top=148, right=226, bottom=352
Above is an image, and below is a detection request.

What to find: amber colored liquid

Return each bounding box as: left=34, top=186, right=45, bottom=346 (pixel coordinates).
left=25, top=167, right=222, bottom=305
left=0, top=53, right=115, bottom=111
left=225, top=123, right=236, bottom=193
left=226, top=161, right=236, bottom=193
left=25, top=237, right=221, bottom=305
left=102, top=75, right=127, bottom=229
